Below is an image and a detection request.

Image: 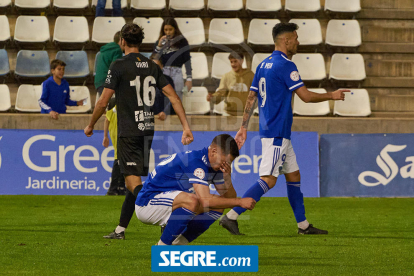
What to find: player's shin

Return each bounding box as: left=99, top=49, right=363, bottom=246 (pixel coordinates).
left=286, top=182, right=309, bottom=229
left=228, top=179, right=270, bottom=219
left=160, top=208, right=197, bottom=245
left=173, top=211, right=223, bottom=245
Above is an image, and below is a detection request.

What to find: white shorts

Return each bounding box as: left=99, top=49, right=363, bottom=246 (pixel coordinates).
left=135, top=190, right=182, bottom=226
left=259, top=137, right=299, bottom=177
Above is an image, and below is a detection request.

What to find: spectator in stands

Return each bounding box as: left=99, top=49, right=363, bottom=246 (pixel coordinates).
left=207, top=52, right=255, bottom=116
left=103, top=98, right=126, bottom=196
left=94, top=31, right=124, bottom=99
left=38, top=59, right=84, bottom=120
left=153, top=18, right=192, bottom=101
left=150, top=55, right=175, bottom=121
left=95, top=0, right=122, bottom=17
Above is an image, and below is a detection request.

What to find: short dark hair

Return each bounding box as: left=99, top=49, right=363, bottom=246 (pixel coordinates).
left=113, top=31, right=121, bottom=43
left=211, top=134, right=239, bottom=158
left=228, top=51, right=244, bottom=61
left=121, top=23, right=145, bottom=47
left=272, top=22, right=299, bottom=42
left=50, top=59, right=66, bottom=70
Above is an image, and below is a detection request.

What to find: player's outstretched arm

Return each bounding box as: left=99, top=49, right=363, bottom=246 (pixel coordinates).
left=235, top=91, right=257, bottom=149
left=193, top=184, right=255, bottom=211
left=162, top=84, right=193, bottom=145
left=295, top=86, right=350, bottom=103
left=84, top=88, right=114, bottom=137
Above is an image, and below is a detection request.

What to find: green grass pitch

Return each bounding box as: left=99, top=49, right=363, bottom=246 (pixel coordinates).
left=1, top=196, right=413, bottom=275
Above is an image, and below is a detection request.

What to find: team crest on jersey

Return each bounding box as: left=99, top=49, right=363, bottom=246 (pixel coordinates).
left=290, top=71, right=300, bottom=81
left=194, top=168, right=205, bottom=180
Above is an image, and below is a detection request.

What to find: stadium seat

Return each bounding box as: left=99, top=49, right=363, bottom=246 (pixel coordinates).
left=326, top=20, right=362, bottom=47
left=66, top=86, right=92, bottom=113
left=0, top=84, right=11, bottom=112
left=15, top=84, right=42, bottom=112
left=248, top=19, right=281, bottom=46
left=15, top=50, right=50, bottom=79
left=53, top=16, right=90, bottom=48
left=14, top=16, right=50, bottom=47
left=207, top=0, right=243, bottom=12
left=91, top=0, right=127, bottom=9
left=0, top=49, right=10, bottom=79
left=56, top=51, right=90, bottom=79
left=292, top=54, right=326, bottom=81
left=0, top=0, right=11, bottom=9
left=289, top=19, right=323, bottom=46
left=213, top=100, right=230, bottom=116
left=325, top=0, right=361, bottom=13
left=169, top=0, right=204, bottom=13
left=293, top=88, right=330, bottom=116
left=329, top=54, right=366, bottom=81
left=132, top=17, right=163, bottom=45
left=253, top=107, right=259, bottom=115
left=0, top=15, right=10, bottom=46
left=251, top=53, right=271, bottom=74
left=208, top=18, right=244, bottom=46
left=92, top=17, right=126, bottom=44
left=130, top=0, right=166, bottom=11
left=182, top=52, right=209, bottom=80
left=93, top=51, right=100, bottom=76
left=14, top=0, right=50, bottom=10
left=53, top=0, right=89, bottom=10
left=211, top=52, right=247, bottom=79
left=246, top=0, right=282, bottom=13
left=285, top=0, right=321, bottom=12
left=175, top=18, right=206, bottom=46
left=333, top=89, right=371, bottom=116
left=182, top=87, right=210, bottom=115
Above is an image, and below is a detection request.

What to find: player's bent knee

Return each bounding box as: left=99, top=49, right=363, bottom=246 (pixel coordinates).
left=285, top=170, right=300, bottom=183
left=260, top=175, right=277, bottom=189
left=173, top=192, right=200, bottom=212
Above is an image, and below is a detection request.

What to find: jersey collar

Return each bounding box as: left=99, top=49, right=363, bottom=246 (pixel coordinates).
left=272, top=50, right=288, bottom=59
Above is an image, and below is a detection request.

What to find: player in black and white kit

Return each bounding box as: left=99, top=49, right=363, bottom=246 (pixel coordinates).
left=85, top=23, right=193, bottom=239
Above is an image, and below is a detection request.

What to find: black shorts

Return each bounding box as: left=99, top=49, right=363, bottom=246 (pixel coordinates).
left=118, top=136, right=153, bottom=176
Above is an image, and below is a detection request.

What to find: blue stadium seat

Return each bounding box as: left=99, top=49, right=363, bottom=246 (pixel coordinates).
left=15, top=50, right=50, bottom=80
left=0, top=49, right=10, bottom=79
left=56, top=51, right=90, bottom=79
left=93, top=51, right=101, bottom=76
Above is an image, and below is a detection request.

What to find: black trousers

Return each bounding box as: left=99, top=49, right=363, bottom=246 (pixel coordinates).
left=108, top=159, right=125, bottom=193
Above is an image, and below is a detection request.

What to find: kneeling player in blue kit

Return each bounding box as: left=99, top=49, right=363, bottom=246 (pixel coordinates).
left=135, top=134, right=256, bottom=245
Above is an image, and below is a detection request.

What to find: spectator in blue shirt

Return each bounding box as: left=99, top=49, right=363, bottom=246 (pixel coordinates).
left=38, top=59, right=84, bottom=120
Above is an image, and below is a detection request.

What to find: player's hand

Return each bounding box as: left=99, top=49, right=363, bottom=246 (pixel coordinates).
left=185, top=80, right=192, bottom=91
left=84, top=125, right=94, bottom=137
left=235, top=127, right=247, bottom=149
left=157, top=111, right=166, bottom=121
left=239, top=198, right=256, bottom=210
left=331, top=89, right=350, bottom=101
left=102, top=137, right=109, bottom=148
left=181, top=129, right=194, bottom=145
left=219, top=161, right=232, bottom=182
left=50, top=111, right=59, bottom=120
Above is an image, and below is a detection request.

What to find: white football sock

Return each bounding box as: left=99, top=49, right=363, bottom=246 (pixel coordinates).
left=172, top=235, right=189, bottom=245
left=226, top=209, right=239, bottom=220
left=298, top=220, right=310, bottom=230
left=157, top=240, right=167, bottom=245
left=115, top=226, right=126, bottom=234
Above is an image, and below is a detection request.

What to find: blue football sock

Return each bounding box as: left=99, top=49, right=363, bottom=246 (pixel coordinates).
left=160, top=207, right=196, bottom=245
left=287, top=182, right=306, bottom=223
left=182, top=211, right=223, bottom=243
left=233, top=179, right=270, bottom=215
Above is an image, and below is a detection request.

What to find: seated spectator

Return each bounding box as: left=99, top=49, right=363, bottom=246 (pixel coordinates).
left=207, top=52, right=255, bottom=116
left=38, top=59, right=84, bottom=120
left=96, top=0, right=122, bottom=17
left=150, top=55, right=176, bottom=121
left=95, top=31, right=124, bottom=99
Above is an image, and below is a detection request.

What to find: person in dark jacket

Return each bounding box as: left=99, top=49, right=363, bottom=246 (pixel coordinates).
left=38, top=59, right=84, bottom=120
left=94, top=31, right=124, bottom=99
left=153, top=18, right=192, bottom=101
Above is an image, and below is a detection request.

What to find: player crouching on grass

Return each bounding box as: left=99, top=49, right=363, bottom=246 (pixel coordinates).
left=135, top=134, right=256, bottom=245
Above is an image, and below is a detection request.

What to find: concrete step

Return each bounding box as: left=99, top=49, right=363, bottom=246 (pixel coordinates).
left=363, top=77, right=414, bottom=88
left=365, top=60, right=414, bottom=77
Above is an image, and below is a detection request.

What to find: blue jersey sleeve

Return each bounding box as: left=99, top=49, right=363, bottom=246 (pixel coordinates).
left=185, top=160, right=210, bottom=186
left=282, top=61, right=304, bottom=92
left=212, top=172, right=225, bottom=185
left=250, top=71, right=260, bottom=93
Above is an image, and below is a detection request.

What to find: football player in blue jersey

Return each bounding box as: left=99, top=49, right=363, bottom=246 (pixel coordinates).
left=220, top=23, right=350, bottom=235
left=135, top=134, right=256, bottom=245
